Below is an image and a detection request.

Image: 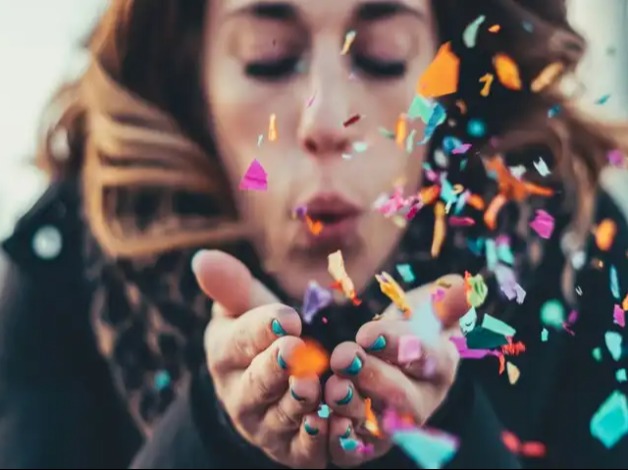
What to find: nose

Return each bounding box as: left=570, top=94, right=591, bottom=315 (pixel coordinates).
left=298, top=54, right=357, bottom=157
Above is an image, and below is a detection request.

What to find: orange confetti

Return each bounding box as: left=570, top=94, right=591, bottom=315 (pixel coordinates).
left=305, top=215, right=324, bottom=236
left=488, top=24, right=501, bottom=33
left=431, top=202, right=446, bottom=257
left=416, top=41, right=459, bottom=98
left=289, top=340, right=330, bottom=378
left=364, top=398, right=382, bottom=437
left=595, top=218, right=617, bottom=251
left=375, top=272, right=411, bottom=318
left=479, top=73, right=494, bottom=97
left=484, top=194, right=507, bottom=230
left=531, top=62, right=564, bottom=93
left=328, top=250, right=362, bottom=305
left=622, top=293, right=628, bottom=311
left=502, top=431, right=547, bottom=458
left=268, top=113, right=278, bottom=141
left=419, top=185, right=441, bottom=205
left=395, top=114, right=407, bottom=149
left=466, top=194, right=486, bottom=210
left=493, top=53, right=522, bottom=90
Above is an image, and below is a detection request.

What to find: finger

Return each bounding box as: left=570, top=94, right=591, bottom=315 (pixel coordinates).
left=324, top=375, right=366, bottom=423
left=330, top=342, right=450, bottom=424
left=207, top=303, right=302, bottom=372
left=192, top=249, right=279, bottom=317
left=263, top=374, right=321, bottom=434
left=235, top=336, right=304, bottom=414
left=329, top=416, right=391, bottom=468
left=290, top=413, right=328, bottom=469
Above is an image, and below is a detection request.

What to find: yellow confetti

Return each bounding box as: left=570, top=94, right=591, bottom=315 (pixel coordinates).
left=328, top=250, right=361, bottom=305
left=506, top=361, right=520, bottom=385
left=375, top=272, right=411, bottom=317
left=268, top=113, right=278, bottom=141
left=431, top=202, right=446, bottom=258
left=531, top=62, right=564, bottom=93
left=395, top=114, right=407, bottom=149
left=341, top=30, right=357, bottom=55
left=479, top=73, right=494, bottom=97
left=465, top=272, right=488, bottom=308
left=622, top=293, right=628, bottom=311
left=493, top=53, right=522, bottom=90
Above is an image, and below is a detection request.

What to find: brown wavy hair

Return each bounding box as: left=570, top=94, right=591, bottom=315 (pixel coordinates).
left=37, top=0, right=627, bottom=264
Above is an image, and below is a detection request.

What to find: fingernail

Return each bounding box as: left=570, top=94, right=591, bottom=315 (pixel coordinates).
left=277, top=352, right=288, bottom=370
left=304, top=421, right=319, bottom=436
left=366, top=335, right=387, bottom=352
left=191, top=250, right=208, bottom=275
left=271, top=319, right=287, bottom=336
left=335, top=386, right=353, bottom=405
left=290, top=388, right=305, bottom=401
left=342, top=356, right=363, bottom=375
left=341, top=425, right=352, bottom=439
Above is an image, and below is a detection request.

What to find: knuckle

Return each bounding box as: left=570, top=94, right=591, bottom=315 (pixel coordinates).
left=244, top=365, right=277, bottom=404
left=273, top=402, right=302, bottom=430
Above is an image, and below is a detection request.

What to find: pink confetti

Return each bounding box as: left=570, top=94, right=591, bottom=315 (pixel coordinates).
left=529, top=209, right=554, bottom=239
left=239, top=159, right=268, bottom=191
left=398, top=335, right=423, bottom=364
left=450, top=336, right=501, bottom=359
left=431, top=288, right=446, bottom=302
left=614, top=305, right=625, bottom=328
left=608, top=149, right=625, bottom=167
left=306, top=93, right=316, bottom=108
left=449, top=216, right=475, bottom=227
left=452, top=143, right=472, bottom=154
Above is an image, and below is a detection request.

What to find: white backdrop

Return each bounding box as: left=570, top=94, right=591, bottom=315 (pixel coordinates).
left=0, top=0, right=627, bottom=239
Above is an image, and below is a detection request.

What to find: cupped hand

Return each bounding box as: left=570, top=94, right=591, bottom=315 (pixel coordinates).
left=195, top=250, right=328, bottom=469
left=324, top=275, right=468, bottom=467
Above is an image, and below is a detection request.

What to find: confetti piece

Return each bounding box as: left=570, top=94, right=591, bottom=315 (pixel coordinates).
left=479, top=73, right=494, bottom=97
left=506, top=362, right=520, bottom=384
left=449, top=216, right=475, bottom=227
left=318, top=404, right=331, bottom=418
left=154, top=370, right=171, bottom=391
left=416, top=42, right=459, bottom=98
left=611, top=266, right=620, bottom=299
left=608, top=149, right=625, bottom=167
left=467, top=118, right=486, bottom=137
left=268, top=114, right=278, bottom=141
left=398, top=335, right=422, bottom=363
left=396, top=264, right=416, bottom=283
left=304, top=215, right=324, bottom=235
left=533, top=157, right=551, bottom=176
left=306, top=93, right=316, bottom=108
left=352, top=141, right=369, bottom=153
left=465, top=272, right=489, bottom=308
left=405, top=129, right=416, bottom=154
left=407, top=95, right=433, bottom=121
left=328, top=250, right=361, bottom=305
left=382, top=408, right=417, bottom=434
left=493, top=53, right=522, bottom=90
left=452, top=335, right=500, bottom=359
left=623, top=294, right=628, bottom=311
left=409, top=298, right=443, bottom=347
left=257, top=134, right=264, bottom=146
left=590, top=390, right=628, bottom=449
left=488, top=24, right=501, bottom=33
left=541, top=328, right=549, bottom=342
left=376, top=271, right=412, bottom=317
left=395, top=114, right=407, bottom=149
left=593, top=347, right=603, bottom=362
left=341, top=30, right=357, bottom=55
left=343, top=114, right=361, bottom=127
left=289, top=340, right=330, bottom=377
left=595, top=219, right=617, bottom=251
left=522, top=21, right=534, bottom=32
left=431, top=202, right=446, bottom=257
left=596, top=94, right=611, bottom=105
left=239, top=159, right=268, bottom=191
left=530, top=209, right=555, bottom=239
left=548, top=105, right=561, bottom=117
left=618, top=369, right=628, bottom=383
left=614, top=305, right=625, bottom=328
left=531, top=62, right=564, bottom=92
left=391, top=428, right=459, bottom=469
left=482, top=313, right=517, bottom=337
left=364, top=398, right=381, bottom=437
left=459, top=307, right=477, bottom=334
left=502, top=431, right=546, bottom=458
left=606, top=331, right=623, bottom=361
left=340, top=437, right=359, bottom=452
left=452, top=143, right=472, bottom=155
left=462, top=15, right=486, bottom=48
left=302, top=281, right=332, bottom=324
left=541, top=299, right=565, bottom=329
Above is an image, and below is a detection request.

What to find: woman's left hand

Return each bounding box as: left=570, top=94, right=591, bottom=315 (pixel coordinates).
left=324, top=275, right=468, bottom=467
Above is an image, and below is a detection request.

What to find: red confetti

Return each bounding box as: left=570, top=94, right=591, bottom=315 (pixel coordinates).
left=343, top=114, right=362, bottom=127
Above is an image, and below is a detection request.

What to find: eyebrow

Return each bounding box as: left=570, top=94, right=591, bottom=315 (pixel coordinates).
left=229, top=1, right=425, bottom=22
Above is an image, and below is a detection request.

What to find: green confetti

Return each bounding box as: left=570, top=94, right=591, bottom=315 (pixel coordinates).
left=467, top=274, right=488, bottom=308
left=378, top=127, right=396, bottom=139
left=541, top=328, right=549, bottom=342
left=540, top=299, right=565, bottom=329
left=593, top=347, right=603, bottom=362
left=590, top=390, right=628, bottom=449
left=352, top=141, right=369, bottom=153
left=482, top=313, right=517, bottom=337
left=617, top=369, right=627, bottom=383
left=605, top=331, right=623, bottom=361
left=407, top=95, right=433, bottom=122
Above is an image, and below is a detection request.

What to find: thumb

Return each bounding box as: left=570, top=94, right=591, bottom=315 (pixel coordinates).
left=432, top=274, right=469, bottom=329
left=192, top=250, right=280, bottom=317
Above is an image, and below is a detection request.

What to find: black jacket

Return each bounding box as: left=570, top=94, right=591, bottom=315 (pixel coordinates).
left=1, top=177, right=627, bottom=469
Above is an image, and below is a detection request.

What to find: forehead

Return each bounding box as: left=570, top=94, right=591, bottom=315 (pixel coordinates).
left=211, top=0, right=432, bottom=26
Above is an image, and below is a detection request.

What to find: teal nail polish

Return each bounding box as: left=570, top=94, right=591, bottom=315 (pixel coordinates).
left=341, top=425, right=352, bottom=439
left=271, top=319, right=287, bottom=336
left=367, top=335, right=387, bottom=352
left=277, top=352, right=288, bottom=370
left=290, top=389, right=305, bottom=401
left=343, top=356, right=363, bottom=375
left=304, top=421, right=319, bottom=436
left=335, top=386, right=353, bottom=405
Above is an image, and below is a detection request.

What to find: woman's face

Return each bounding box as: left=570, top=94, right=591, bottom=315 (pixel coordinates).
left=203, top=0, right=437, bottom=299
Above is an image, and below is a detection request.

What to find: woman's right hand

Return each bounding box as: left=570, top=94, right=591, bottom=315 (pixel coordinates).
left=193, top=250, right=328, bottom=469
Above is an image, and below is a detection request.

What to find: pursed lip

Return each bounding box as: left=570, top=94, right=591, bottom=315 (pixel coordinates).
left=299, top=193, right=363, bottom=221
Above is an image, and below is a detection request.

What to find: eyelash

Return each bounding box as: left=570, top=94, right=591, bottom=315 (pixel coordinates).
left=244, top=54, right=406, bottom=81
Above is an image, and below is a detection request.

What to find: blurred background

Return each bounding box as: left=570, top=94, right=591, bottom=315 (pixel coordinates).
left=0, top=0, right=627, bottom=240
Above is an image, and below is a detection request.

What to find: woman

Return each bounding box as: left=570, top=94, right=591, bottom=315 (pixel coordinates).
left=0, top=0, right=627, bottom=468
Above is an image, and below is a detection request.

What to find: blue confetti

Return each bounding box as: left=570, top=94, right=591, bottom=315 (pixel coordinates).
left=443, top=136, right=464, bottom=155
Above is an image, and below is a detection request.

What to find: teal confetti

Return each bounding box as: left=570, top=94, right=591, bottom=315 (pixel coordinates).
left=407, top=95, right=433, bottom=122
left=482, top=313, right=516, bottom=337
left=318, top=404, right=331, bottom=418
left=378, top=127, right=396, bottom=139
left=485, top=239, right=498, bottom=271
left=497, top=243, right=515, bottom=265
left=522, top=21, right=534, bottom=32
left=541, top=328, right=549, bottom=342
left=548, top=105, right=561, bottom=117
left=467, top=118, right=486, bottom=137
left=462, top=15, right=486, bottom=48
left=590, top=390, right=628, bottom=449
left=610, top=265, right=620, bottom=299
left=339, top=437, right=359, bottom=452
left=396, top=264, right=416, bottom=283
left=440, top=177, right=457, bottom=206
left=605, top=331, right=623, bottom=361
left=467, top=238, right=485, bottom=256
left=540, top=299, right=565, bottom=329
left=596, top=94, right=611, bottom=105
left=460, top=158, right=469, bottom=170
left=617, top=369, right=627, bottom=383
left=352, top=141, right=369, bottom=153
left=392, top=429, right=459, bottom=469
left=593, top=347, right=603, bottom=362
left=443, top=136, right=463, bottom=155
left=154, top=370, right=171, bottom=391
